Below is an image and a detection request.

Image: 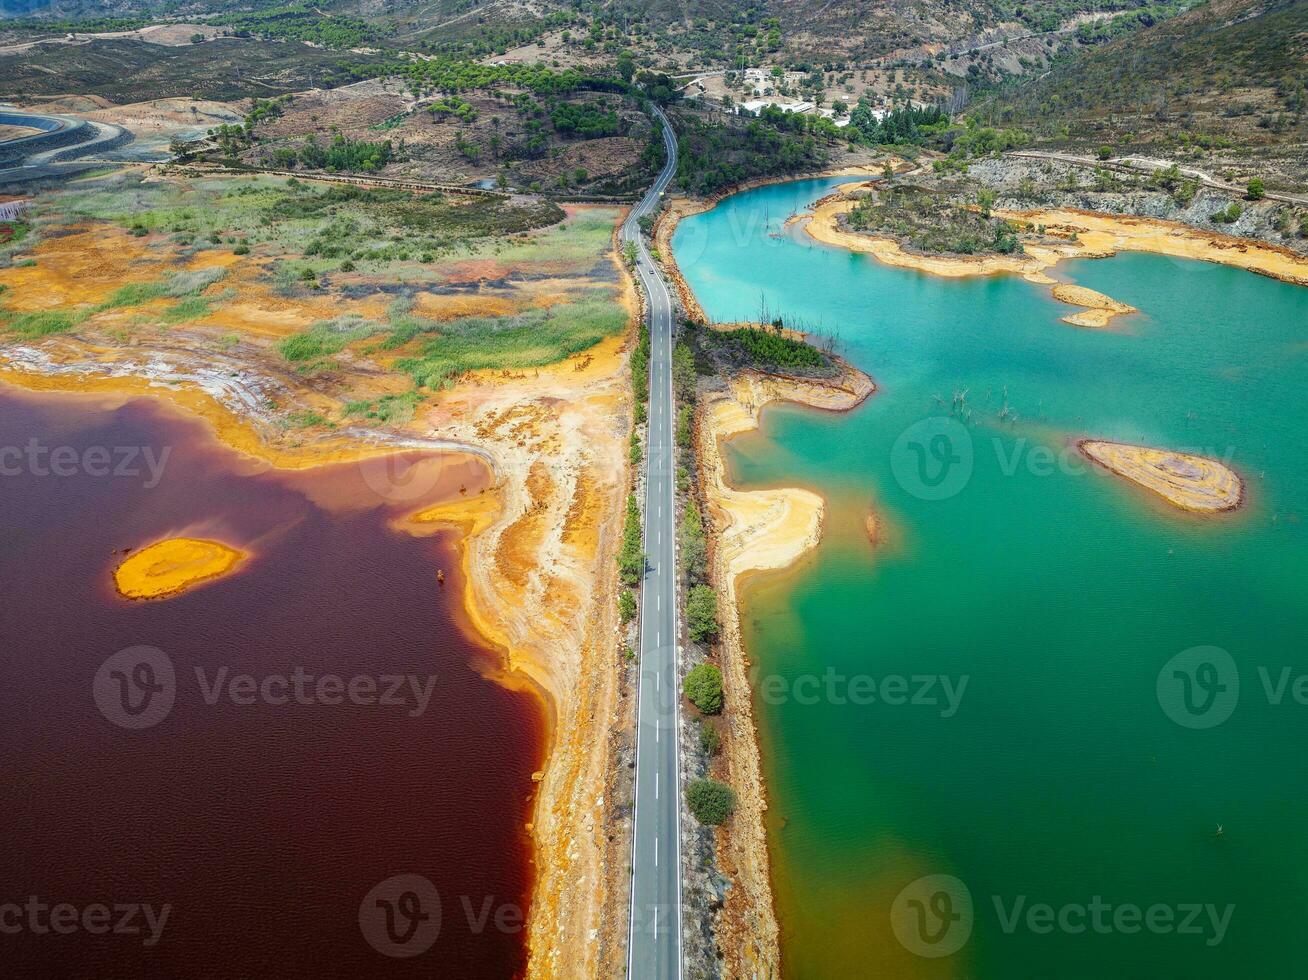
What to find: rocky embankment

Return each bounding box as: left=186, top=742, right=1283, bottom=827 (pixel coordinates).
left=968, top=155, right=1307, bottom=257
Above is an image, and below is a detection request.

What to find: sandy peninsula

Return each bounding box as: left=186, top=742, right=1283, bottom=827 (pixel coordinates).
left=802, top=181, right=1308, bottom=317
left=1079, top=440, right=1244, bottom=513
left=114, top=537, right=246, bottom=599
left=696, top=358, right=874, bottom=978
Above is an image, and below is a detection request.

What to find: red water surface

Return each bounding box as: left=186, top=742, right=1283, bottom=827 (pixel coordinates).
left=0, top=389, right=544, bottom=978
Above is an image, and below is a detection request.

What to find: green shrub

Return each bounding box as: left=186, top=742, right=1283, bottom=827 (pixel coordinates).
left=699, top=721, right=721, bottom=757
left=714, top=327, right=825, bottom=370
left=618, top=493, right=644, bottom=586
left=686, top=585, right=720, bottom=644
left=618, top=589, right=636, bottom=624
left=679, top=503, right=708, bottom=586
left=676, top=404, right=693, bottom=448
left=1247, top=178, right=1266, bottom=201
left=684, top=663, right=723, bottom=714
left=687, top=778, right=736, bottom=825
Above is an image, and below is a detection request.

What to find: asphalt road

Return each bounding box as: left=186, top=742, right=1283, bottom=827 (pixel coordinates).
left=623, top=103, right=684, bottom=980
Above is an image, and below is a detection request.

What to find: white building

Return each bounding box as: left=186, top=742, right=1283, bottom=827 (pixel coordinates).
left=739, top=67, right=807, bottom=97
left=737, top=98, right=813, bottom=116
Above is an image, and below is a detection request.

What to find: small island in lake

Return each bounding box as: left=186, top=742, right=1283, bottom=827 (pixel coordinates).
left=1078, top=441, right=1244, bottom=513
left=114, top=537, right=247, bottom=600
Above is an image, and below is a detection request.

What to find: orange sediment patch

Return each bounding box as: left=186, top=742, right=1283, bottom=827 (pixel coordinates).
left=0, top=227, right=172, bottom=311
left=1079, top=440, right=1244, bottom=513
left=0, top=367, right=408, bottom=471
left=114, top=537, right=246, bottom=599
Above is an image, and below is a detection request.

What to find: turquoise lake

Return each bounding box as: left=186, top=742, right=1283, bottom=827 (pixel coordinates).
left=673, top=178, right=1308, bottom=979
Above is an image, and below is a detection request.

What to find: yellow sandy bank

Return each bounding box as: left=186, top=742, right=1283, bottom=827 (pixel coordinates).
left=114, top=537, right=246, bottom=599
left=805, top=186, right=1308, bottom=289
left=1052, top=284, right=1138, bottom=328
left=1079, top=441, right=1244, bottom=513
left=696, top=359, right=873, bottom=979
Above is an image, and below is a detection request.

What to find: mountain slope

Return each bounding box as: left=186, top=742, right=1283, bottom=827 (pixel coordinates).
left=974, top=0, right=1307, bottom=185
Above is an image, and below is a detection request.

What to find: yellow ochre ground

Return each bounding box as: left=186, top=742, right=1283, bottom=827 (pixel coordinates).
left=114, top=537, right=247, bottom=599
left=1079, top=441, right=1244, bottom=513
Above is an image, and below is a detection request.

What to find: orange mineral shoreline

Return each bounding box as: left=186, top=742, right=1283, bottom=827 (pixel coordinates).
left=803, top=181, right=1308, bottom=291
left=696, top=360, right=874, bottom=979
left=0, top=327, right=636, bottom=980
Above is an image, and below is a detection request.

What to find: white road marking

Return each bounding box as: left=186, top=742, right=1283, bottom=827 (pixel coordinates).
left=655, top=835, right=659, bottom=867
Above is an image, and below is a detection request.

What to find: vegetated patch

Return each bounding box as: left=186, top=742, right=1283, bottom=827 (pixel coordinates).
left=342, top=391, right=425, bottom=425
left=279, top=314, right=386, bottom=362
left=0, top=308, right=89, bottom=338
left=96, top=268, right=227, bottom=311
left=846, top=185, right=1023, bottom=256
left=685, top=663, right=724, bottom=715
left=0, top=37, right=386, bottom=103
left=266, top=184, right=564, bottom=241
left=695, top=320, right=837, bottom=380
left=0, top=222, right=30, bottom=246
left=395, top=294, right=626, bottom=388
left=712, top=326, right=826, bottom=370
left=687, top=777, right=737, bottom=826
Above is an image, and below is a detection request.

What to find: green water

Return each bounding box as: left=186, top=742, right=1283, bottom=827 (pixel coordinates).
left=674, top=179, right=1308, bottom=979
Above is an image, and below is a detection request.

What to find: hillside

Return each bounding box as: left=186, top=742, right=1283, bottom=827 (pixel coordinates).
left=973, top=0, right=1308, bottom=188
